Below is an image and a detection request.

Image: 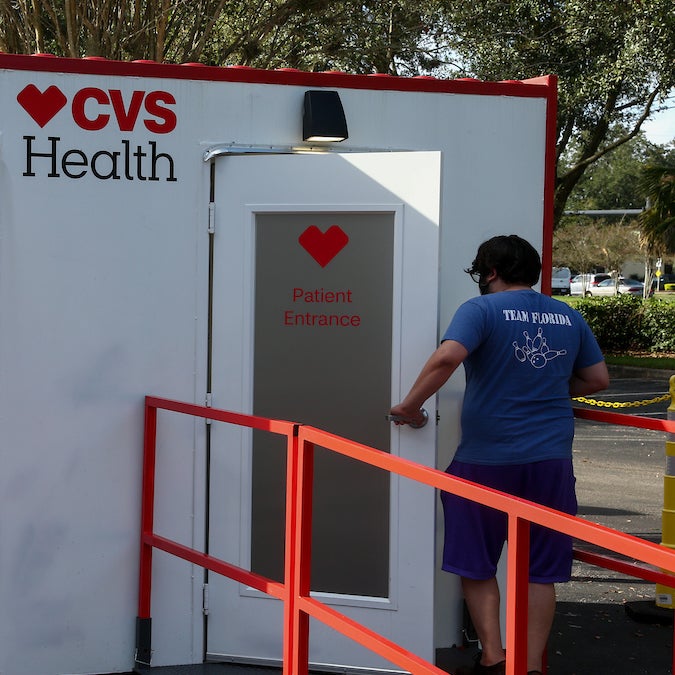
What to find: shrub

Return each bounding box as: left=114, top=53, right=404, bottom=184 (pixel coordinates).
left=571, top=295, right=675, bottom=354
left=641, top=299, right=675, bottom=353
left=574, top=295, right=648, bottom=352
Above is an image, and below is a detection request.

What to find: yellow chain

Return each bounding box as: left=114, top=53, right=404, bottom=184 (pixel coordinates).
left=572, top=394, right=670, bottom=408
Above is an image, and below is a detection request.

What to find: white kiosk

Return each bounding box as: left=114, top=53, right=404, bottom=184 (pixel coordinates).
left=0, top=53, right=556, bottom=675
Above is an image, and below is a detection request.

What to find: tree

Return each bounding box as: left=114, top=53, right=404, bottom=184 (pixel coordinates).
left=0, top=1, right=444, bottom=71
left=0, top=1, right=321, bottom=62
left=553, top=220, right=641, bottom=273
left=552, top=221, right=603, bottom=274
left=640, top=162, right=675, bottom=253
left=563, top=133, right=673, bottom=213
left=556, top=136, right=675, bottom=293
left=594, top=222, right=641, bottom=278
left=433, top=0, right=675, bottom=225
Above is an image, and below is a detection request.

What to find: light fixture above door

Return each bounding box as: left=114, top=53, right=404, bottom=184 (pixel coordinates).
left=302, top=90, right=348, bottom=142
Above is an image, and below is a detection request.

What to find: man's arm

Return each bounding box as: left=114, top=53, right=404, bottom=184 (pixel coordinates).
left=389, top=339, right=468, bottom=424
left=569, top=360, right=610, bottom=398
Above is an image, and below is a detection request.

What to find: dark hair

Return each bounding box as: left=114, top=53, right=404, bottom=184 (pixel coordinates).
left=466, top=235, right=541, bottom=287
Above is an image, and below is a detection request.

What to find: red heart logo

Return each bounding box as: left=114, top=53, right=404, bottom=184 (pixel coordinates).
left=298, top=225, right=349, bottom=268
left=17, top=84, right=68, bottom=128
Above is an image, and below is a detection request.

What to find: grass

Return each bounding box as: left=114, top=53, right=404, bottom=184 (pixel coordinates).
left=604, top=353, right=675, bottom=371
left=558, top=292, right=675, bottom=308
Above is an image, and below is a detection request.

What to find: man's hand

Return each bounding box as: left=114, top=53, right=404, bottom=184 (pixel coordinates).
left=388, top=340, right=467, bottom=427
left=387, top=405, right=427, bottom=428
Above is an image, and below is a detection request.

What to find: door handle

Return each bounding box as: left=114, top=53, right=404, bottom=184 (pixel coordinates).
left=385, top=408, right=428, bottom=429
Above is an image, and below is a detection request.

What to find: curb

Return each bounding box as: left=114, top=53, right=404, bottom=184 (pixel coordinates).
left=607, top=364, right=674, bottom=381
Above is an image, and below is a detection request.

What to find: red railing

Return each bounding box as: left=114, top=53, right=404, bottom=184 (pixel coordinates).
left=137, top=396, right=675, bottom=675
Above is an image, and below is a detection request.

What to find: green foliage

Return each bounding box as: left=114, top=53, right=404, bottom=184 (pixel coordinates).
left=641, top=300, right=675, bottom=353
left=575, top=295, right=646, bottom=352
left=563, top=132, right=673, bottom=212
left=556, top=138, right=675, bottom=273
left=437, top=0, right=675, bottom=224
left=605, top=353, right=675, bottom=370
left=639, top=162, right=675, bottom=253
left=0, top=0, right=446, bottom=73
left=574, top=295, right=675, bottom=354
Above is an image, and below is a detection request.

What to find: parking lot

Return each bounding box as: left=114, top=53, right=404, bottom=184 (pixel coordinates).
left=548, top=367, right=674, bottom=674
left=571, top=368, right=671, bottom=539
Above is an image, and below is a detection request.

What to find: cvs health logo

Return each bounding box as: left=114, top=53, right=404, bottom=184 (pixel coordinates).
left=17, top=84, right=177, bottom=132
left=17, top=83, right=178, bottom=182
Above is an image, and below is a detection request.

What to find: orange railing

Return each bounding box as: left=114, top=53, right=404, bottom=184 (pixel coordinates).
left=137, top=396, right=675, bottom=675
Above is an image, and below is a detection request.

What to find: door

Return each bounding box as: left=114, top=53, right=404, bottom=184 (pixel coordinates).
left=207, top=152, right=441, bottom=672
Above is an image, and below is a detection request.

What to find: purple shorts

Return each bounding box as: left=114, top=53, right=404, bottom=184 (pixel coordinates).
left=441, top=458, right=577, bottom=583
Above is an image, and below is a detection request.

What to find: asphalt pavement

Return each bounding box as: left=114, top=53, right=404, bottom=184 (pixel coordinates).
left=547, top=365, right=674, bottom=675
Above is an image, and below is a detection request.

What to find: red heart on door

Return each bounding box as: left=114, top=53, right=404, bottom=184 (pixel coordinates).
left=17, top=84, right=68, bottom=128
left=298, top=225, right=349, bottom=268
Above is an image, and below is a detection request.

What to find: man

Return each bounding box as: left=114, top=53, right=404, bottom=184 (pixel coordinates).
left=390, top=235, right=609, bottom=675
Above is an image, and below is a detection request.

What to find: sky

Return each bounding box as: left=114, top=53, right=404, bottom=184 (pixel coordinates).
left=642, top=95, right=675, bottom=145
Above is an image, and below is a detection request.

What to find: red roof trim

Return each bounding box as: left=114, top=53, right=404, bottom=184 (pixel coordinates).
left=0, top=52, right=554, bottom=99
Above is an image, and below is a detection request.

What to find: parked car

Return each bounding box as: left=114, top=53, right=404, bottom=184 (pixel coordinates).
left=570, top=273, right=612, bottom=296
left=587, top=277, right=651, bottom=297
left=551, top=267, right=571, bottom=295
left=656, top=273, right=675, bottom=291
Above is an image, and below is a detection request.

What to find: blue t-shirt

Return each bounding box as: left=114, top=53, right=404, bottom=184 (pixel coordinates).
left=442, top=289, right=604, bottom=465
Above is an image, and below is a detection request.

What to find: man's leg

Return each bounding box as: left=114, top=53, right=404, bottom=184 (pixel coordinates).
left=461, top=576, right=506, bottom=666
left=527, top=582, right=556, bottom=672
left=462, top=577, right=555, bottom=671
